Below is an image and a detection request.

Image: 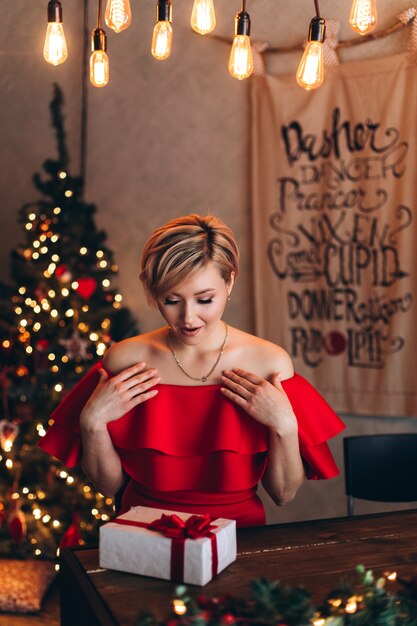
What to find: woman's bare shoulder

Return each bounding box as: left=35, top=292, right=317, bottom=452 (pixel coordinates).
left=231, top=327, right=294, bottom=381
left=102, top=329, right=164, bottom=375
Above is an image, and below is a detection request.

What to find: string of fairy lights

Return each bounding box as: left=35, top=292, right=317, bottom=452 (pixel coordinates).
left=43, top=0, right=378, bottom=89
left=12, top=180, right=122, bottom=375
left=0, top=165, right=121, bottom=558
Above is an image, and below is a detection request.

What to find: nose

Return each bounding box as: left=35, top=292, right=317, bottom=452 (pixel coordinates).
left=182, top=301, right=195, bottom=326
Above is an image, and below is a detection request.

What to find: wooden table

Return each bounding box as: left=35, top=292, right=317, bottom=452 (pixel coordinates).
left=59, top=509, right=417, bottom=626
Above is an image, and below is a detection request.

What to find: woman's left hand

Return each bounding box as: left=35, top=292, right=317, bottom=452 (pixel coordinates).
left=220, top=368, right=297, bottom=434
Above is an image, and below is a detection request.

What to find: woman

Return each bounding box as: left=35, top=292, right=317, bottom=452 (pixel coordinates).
left=39, top=214, right=344, bottom=527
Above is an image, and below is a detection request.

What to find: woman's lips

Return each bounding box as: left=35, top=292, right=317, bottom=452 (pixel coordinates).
left=180, top=327, right=202, bottom=337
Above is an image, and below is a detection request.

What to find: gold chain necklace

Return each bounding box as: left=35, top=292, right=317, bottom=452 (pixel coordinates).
left=168, top=322, right=228, bottom=383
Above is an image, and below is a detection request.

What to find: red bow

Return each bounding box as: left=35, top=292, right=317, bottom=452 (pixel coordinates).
left=113, top=512, right=219, bottom=582
left=148, top=513, right=215, bottom=540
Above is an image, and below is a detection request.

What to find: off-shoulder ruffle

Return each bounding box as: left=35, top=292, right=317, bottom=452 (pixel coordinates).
left=107, top=384, right=268, bottom=455
left=38, top=361, right=345, bottom=481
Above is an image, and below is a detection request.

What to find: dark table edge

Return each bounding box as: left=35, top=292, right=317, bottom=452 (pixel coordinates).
left=60, top=546, right=119, bottom=626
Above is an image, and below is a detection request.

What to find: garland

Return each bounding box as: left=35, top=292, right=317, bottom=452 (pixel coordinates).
left=136, top=566, right=417, bottom=626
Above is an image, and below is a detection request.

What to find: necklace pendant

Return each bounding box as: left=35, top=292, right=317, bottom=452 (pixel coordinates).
left=201, top=376, right=207, bottom=382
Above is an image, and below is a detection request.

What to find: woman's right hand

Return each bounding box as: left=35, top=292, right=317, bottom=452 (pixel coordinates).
left=80, top=362, right=160, bottom=429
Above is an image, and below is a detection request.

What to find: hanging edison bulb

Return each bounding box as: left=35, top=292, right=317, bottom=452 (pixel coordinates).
left=43, top=0, right=68, bottom=65
left=105, top=0, right=132, bottom=33
left=90, top=28, right=110, bottom=88
left=190, top=0, right=216, bottom=35
left=296, top=16, right=326, bottom=91
left=349, top=0, right=377, bottom=35
left=228, top=8, right=253, bottom=80
left=151, top=0, right=173, bottom=60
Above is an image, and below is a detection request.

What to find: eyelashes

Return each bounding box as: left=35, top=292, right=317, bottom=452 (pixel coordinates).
left=163, top=298, right=214, bottom=305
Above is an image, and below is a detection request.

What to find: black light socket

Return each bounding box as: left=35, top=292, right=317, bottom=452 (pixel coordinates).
left=92, top=27, right=107, bottom=52
left=308, top=16, right=326, bottom=43
left=156, top=0, right=172, bottom=22
left=47, top=0, right=62, bottom=23
left=234, top=11, right=251, bottom=37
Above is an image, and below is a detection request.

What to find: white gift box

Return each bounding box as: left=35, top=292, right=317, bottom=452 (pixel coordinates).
left=99, top=506, right=237, bottom=586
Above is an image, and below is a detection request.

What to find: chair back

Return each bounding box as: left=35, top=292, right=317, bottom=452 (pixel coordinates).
left=343, top=434, right=417, bottom=515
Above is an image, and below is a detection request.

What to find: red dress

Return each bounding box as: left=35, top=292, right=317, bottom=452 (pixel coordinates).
left=38, top=362, right=345, bottom=527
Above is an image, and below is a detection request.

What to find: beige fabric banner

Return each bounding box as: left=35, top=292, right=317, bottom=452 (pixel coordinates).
left=250, top=51, right=417, bottom=416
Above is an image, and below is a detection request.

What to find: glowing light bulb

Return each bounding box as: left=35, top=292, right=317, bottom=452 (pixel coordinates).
left=173, top=599, right=187, bottom=615
left=43, top=1, right=68, bottom=65
left=296, top=41, right=324, bottom=90
left=296, top=16, right=325, bottom=91
left=151, top=0, right=173, bottom=60
left=90, top=28, right=110, bottom=87
left=349, top=0, right=377, bottom=35
left=105, top=0, right=132, bottom=33
left=152, top=22, right=173, bottom=60
left=190, top=0, right=216, bottom=35
left=345, top=597, right=358, bottom=613
left=228, top=11, right=253, bottom=80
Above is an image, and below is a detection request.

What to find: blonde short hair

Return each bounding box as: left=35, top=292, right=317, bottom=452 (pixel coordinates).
left=140, top=214, right=239, bottom=305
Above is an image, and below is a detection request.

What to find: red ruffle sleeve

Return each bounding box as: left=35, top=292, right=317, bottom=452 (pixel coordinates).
left=38, top=362, right=102, bottom=467
left=282, top=374, right=345, bottom=479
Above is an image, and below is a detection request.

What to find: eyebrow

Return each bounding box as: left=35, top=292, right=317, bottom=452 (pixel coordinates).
left=169, top=288, right=216, bottom=297
left=194, top=289, right=215, bottom=295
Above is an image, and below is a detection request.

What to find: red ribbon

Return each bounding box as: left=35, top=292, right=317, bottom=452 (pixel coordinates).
left=113, top=512, right=219, bottom=582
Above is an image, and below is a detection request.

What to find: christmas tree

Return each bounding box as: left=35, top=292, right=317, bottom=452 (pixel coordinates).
left=0, top=84, right=138, bottom=559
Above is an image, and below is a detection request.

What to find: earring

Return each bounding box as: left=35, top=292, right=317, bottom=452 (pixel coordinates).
left=227, top=294, right=231, bottom=301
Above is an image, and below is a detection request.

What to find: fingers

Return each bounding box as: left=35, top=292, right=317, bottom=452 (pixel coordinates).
left=109, top=363, right=159, bottom=392
left=127, top=387, right=159, bottom=410
left=124, top=368, right=159, bottom=391
left=102, top=362, right=160, bottom=407
left=221, top=373, right=252, bottom=401
left=222, top=369, right=258, bottom=393
left=225, top=368, right=264, bottom=386
left=130, top=372, right=160, bottom=397
left=115, top=362, right=148, bottom=382
left=220, top=386, right=247, bottom=409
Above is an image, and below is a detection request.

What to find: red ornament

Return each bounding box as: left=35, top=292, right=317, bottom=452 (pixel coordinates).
left=56, top=264, right=67, bottom=276
left=7, top=501, right=27, bottom=543
left=220, top=614, right=236, bottom=625
left=60, top=513, right=82, bottom=548
left=75, top=277, right=97, bottom=299
left=34, top=340, right=50, bottom=371
left=0, top=420, right=19, bottom=451
left=36, top=338, right=49, bottom=352
left=55, top=264, right=72, bottom=283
